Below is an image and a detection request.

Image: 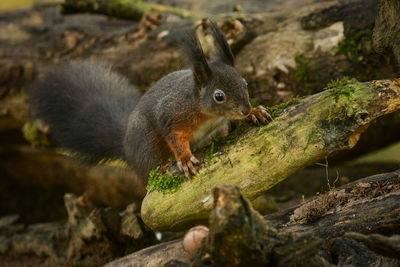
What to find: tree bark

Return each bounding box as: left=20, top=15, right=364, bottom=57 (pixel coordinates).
left=141, top=78, right=400, bottom=231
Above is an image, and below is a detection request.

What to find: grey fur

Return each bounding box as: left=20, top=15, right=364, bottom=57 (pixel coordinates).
left=29, top=60, right=141, bottom=163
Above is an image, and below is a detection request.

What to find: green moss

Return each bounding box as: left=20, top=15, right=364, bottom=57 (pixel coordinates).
left=22, top=120, right=50, bottom=147
left=266, top=97, right=303, bottom=118
left=146, top=166, right=184, bottom=194
left=294, top=54, right=317, bottom=94
left=206, top=142, right=215, bottom=168
left=334, top=29, right=372, bottom=62
left=332, top=28, right=397, bottom=81
left=281, top=138, right=294, bottom=158
left=250, top=99, right=261, bottom=108
left=329, top=87, right=354, bottom=103
left=294, top=55, right=311, bottom=83
left=323, top=77, right=361, bottom=103
left=207, top=122, right=247, bottom=149
left=303, top=129, right=317, bottom=152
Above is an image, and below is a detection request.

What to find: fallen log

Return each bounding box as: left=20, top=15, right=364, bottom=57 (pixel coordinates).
left=141, top=78, right=400, bottom=231
left=265, top=169, right=400, bottom=238
left=107, top=169, right=400, bottom=266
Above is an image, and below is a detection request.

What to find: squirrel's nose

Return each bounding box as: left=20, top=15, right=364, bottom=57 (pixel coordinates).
left=240, top=106, right=252, bottom=117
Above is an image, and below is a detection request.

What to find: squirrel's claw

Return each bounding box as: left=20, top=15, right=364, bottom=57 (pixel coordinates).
left=250, top=114, right=258, bottom=124
left=261, top=109, right=273, bottom=121
left=187, top=161, right=197, bottom=175
left=247, top=105, right=272, bottom=125
left=190, top=156, right=200, bottom=165
left=177, top=160, right=184, bottom=172
left=177, top=160, right=188, bottom=178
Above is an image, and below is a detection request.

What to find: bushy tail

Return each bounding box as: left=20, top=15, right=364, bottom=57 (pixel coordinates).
left=29, top=60, right=141, bottom=163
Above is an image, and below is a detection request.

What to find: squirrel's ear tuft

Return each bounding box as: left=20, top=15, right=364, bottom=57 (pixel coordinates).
left=209, top=20, right=234, bottom=66
left=177, top=29, right=212, bottom=86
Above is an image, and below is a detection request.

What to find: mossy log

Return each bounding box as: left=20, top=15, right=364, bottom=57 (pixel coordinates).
left=141, top=78, right=400, bottom=231
left=62, top=0, right=198, bottom=21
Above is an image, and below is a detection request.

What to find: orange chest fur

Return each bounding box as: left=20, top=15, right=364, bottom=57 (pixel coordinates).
left=169, top=112, right=211, bottom=140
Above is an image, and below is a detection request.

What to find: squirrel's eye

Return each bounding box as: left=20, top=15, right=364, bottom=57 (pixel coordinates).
left=213, top=90, right=225, bottom=104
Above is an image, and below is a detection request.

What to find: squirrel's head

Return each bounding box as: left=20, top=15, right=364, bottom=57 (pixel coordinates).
left=180, top=21, right=252, bottom=119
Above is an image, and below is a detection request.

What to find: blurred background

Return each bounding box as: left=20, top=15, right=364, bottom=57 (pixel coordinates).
left=0, top=0, right=399, bottom=265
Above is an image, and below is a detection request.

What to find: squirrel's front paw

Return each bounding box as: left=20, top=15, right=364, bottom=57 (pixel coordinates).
left=247, top=105, right=272, bottom=125
left=177, top=155, right=199, bottom=178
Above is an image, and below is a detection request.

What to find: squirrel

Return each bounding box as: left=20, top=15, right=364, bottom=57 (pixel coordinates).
left=28, top=21, right=271, bottom=181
